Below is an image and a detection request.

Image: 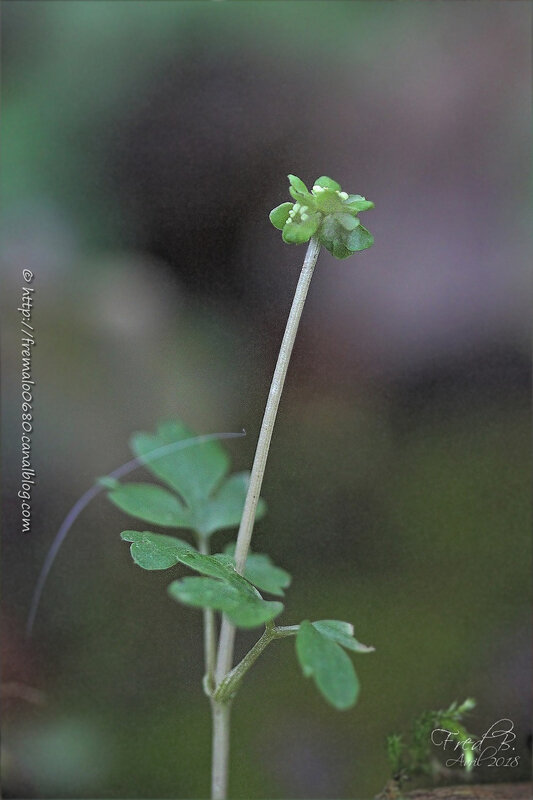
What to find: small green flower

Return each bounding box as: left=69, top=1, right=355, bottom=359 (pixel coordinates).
left=269, top=175, right=374, bottom=259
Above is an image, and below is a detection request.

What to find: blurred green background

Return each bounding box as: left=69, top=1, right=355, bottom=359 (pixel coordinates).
left=2, top=2, right=531, bottom=798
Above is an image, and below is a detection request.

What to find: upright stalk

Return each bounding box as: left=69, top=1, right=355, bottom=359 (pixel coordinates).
left=211, top=701, right=231, bottom=800
left=198, top=537, right=216, bottom=693
left=211, top=237, right=321, bottom=799
left=234, top=236, right=322, bottom=574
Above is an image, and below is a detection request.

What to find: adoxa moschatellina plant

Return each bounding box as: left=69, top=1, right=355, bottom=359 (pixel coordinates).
left=105, top=175, right=375, bottom=800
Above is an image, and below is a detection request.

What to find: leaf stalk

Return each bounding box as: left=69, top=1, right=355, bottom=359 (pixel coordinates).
left=213, top=624, right=301, bottom=704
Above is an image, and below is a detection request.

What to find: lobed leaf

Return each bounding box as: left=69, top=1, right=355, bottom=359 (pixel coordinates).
left=296, top=620, right=359, bottom=710
left=121, top=530, right=193, bottom=570
left=121, top=530, right=283, bottom=627
left=131, top=421, right=229, bottom=508
left=168, top=577, right=283, bottom=628
left=108, top=423, right=267, bottom=539
left=121, top=531, right=251, bottom=593
left=108, top=483, right=191, bottom=528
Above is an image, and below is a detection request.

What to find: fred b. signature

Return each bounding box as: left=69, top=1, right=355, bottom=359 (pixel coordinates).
left=431, top=718, right=520, bottom=768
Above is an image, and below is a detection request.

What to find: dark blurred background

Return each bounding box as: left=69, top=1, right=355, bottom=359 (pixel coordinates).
left=2, top=2, right=531, bottom=798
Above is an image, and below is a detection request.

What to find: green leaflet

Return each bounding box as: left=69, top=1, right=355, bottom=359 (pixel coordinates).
left=108, top=483, right=191, bottom=528
left=121, top=531, right=249, bottom=590
left=311, top=620, right=375, bottom=653
left=121, top=530, right=285, bottom=628
left=168, top=577, right=283, bottom=629
left=296, top=620, right=360, bottom=710
left=222, top=543, right=291, bottom=597
left=131, top=421, right=229, bottom=506
left=177, top=549, right=255, bottom=594
left=107, top=422, right=265, bottom=538
left=121, top=530, right=194, bottom=570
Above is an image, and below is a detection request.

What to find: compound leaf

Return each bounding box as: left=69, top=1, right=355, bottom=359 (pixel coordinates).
left=296, top=620, right=359, bottom=709
left=110, top=422, right=267, bottom=539
left=121, top=531, right=253, bottom=595
left=168, top=577, right=283, bottom=628
left=131, top=421, right=229, bottom=508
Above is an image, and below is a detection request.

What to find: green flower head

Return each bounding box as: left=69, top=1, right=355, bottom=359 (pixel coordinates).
left=269, top=175, right=374, bottom=259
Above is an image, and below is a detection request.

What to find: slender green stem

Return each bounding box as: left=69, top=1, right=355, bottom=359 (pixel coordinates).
left=210, top=238, right=320, bottom=799
left=197, top=537, right=216, bottom=694
left=233, top=237, right=321, bottom=575
left=215, top=237, right=321, bottom=687
left=214, top=625, right=301, bottom=705
left=214, top=627, right=275, bottom=704
left=211, top=701, right=231, bottom=800
left=272, top=624, right=300, bottom=638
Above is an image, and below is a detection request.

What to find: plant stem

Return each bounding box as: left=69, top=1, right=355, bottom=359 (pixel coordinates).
left=215, top=236, right=321, bottom=686
left=198, top=537, right=216, bottom=694
left=233, top=236, right=321, bottom=575
left=210, top=238, right=320, bottom=800
left=272, top=624, right=300, bottom=638
left=210, top=627, right=300, bottom=798
left=211, top=701, right=231, bottom=800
